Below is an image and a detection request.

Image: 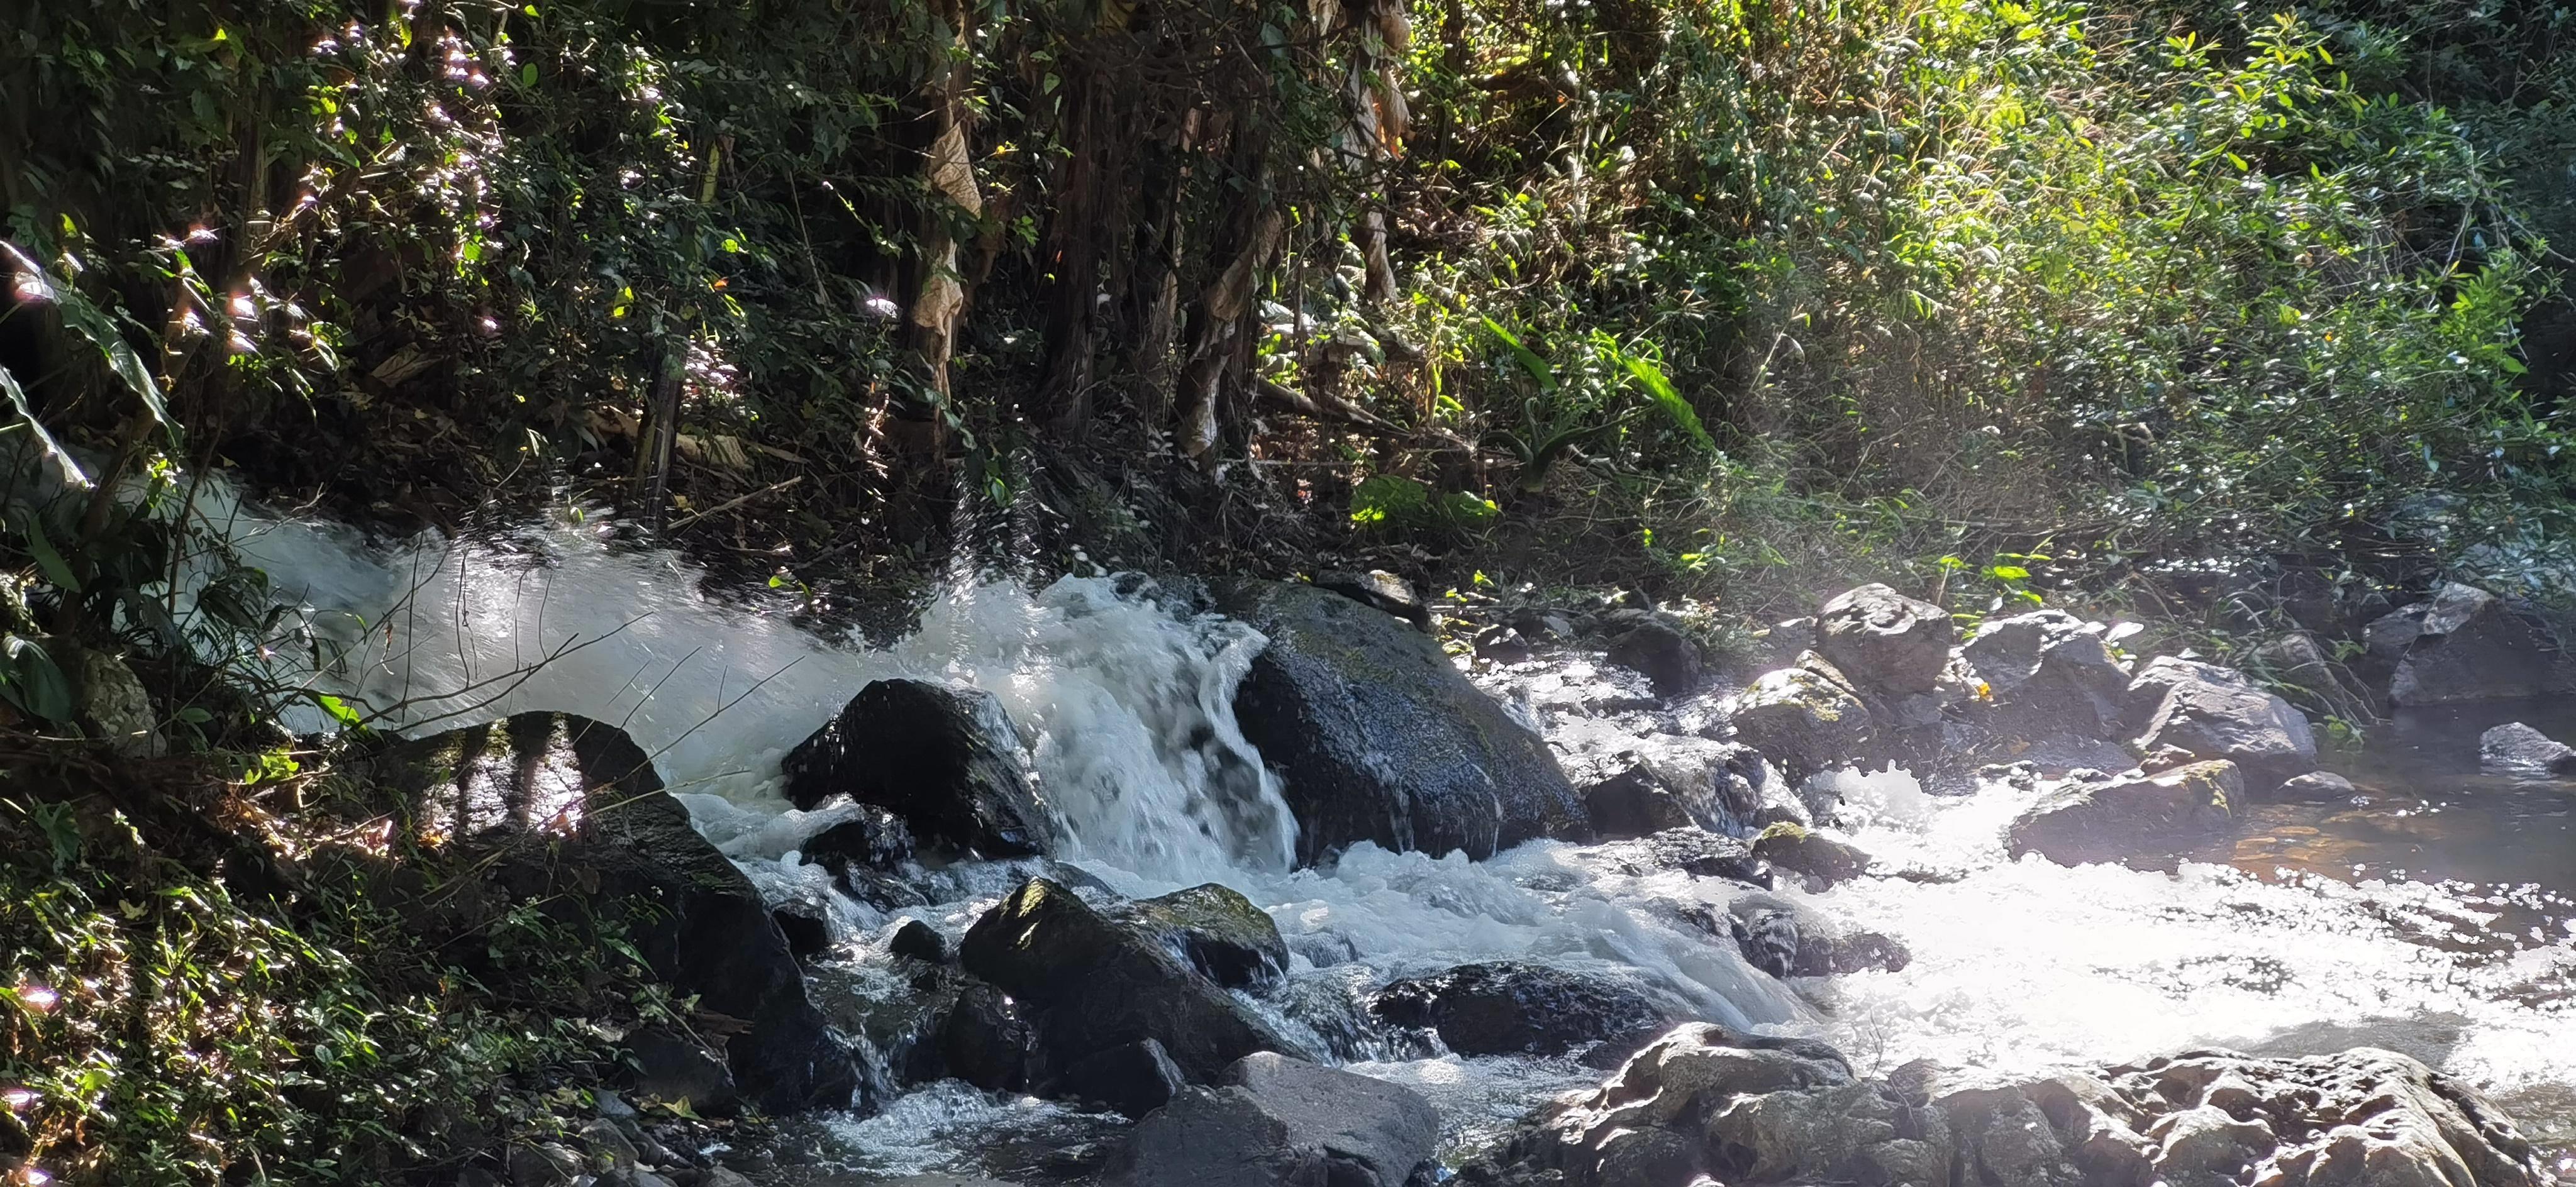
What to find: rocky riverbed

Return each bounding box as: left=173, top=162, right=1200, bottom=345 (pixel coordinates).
left=221, top=500, right=2576, bottom=1187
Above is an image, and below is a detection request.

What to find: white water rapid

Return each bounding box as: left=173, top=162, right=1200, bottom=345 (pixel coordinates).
left=197, top=489, right=2576, bottom=1179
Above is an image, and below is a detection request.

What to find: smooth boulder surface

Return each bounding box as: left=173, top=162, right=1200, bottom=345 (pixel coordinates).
left=1216, top=578, right=1590, bottom=864
left=1818, top=583, right=1956, bottom=695
left=1728, top=656, right=1873, bottom=783
left=1962, top=609, right=2129, bottom=738
left=2276, top=770, right=2360, bottom=802
left=2124, top=657, right=2318, bottom=793
left=370, top=714, right=858, bottom=1113
left=781, top=678, right=1052, bottom=858
left=1372, top=962, right=1674, bottom=1059
left=2006, top=761, right=2243, bottom=866
left=957, top=878, right=1309, bottom=1084
left=2479, top=722, right=2576, bottom=778
left=1484, top=1027, right=2558, bottom=1187
left=1571, top=734, right=1767, bottom=839
left=1102, top=1053, right=1441, bottom=1187
left=2367, top=583, right=2576, bottom=705
left=1106, top=882, right=1291, bottom=991
left=1314, top=568, right=1433, bottom=631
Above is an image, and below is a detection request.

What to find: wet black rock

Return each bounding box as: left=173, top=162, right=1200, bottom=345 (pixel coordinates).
left=1315, top=568, right=1433, bottom=631
left=1058, top=1038, right=1191, bottom=1118
left=771, top=896, right=831, bottom=958
left=958, top=878, right=1309, bottom=1084
left=936, top=976, right=1040, bottom=1092
left=781, top=679, right=1051, bottom=858
left=1603, top=612, right=1706, bottom=697
left=1372, top=962, right=1673, bottom=1059
left=1108, top=883, right=1290, bottom=991
left=889, top=917, right=947, bottom=963
left=1818, top=583, right=1955, bottom=696
left=2124, top=657, right=2318, bottom=794
left=1597, top=827, right=1769, bottom=885
left=1748, top=823, right=1871, bottom=886
left=1574, top=736, right=1767, bottom=840
left=1728, top=656, right=1873, bottom=784
left=1694, top=893, right=1908, bottom=980
left=1101, top=1052, right=1441, bottom=1187
left=368, top=714, right=857, bottom=1114
left=625, top=1027, right=740, bottom=1117
left=2006, top=761, right=2243, bottom=866
left=2368, top=583, right=2576, bottom=705
left=2479, top=722, right=2576, bottom=778
left=797, top=805, right=916, bottom=873
left=1214, top=578, right=1591, bottom=864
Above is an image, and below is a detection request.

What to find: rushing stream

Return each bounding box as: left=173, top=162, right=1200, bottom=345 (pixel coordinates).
left=210, top=495, right=2576, bottom=1183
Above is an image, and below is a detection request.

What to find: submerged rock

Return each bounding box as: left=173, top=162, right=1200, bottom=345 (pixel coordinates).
left=1818, top=583, right=1956, bottom=696
left=1485, top=1028, right=2558, bottom=1187
left=1101, top=1052, right=1441, bottom=1187
left=958, top=878, right=1308, bottom=1085
left=780, top=678, right=1051, bottom=858
left=1729, top=656, right=1873, bottom=783
left=2124, top=657, right=2318, bottom=794
left=2368, top=583, right=2576, bottom=705
left=1216, top=578, right=1590, bottom=864
left=1699, top=892, right=1909, bottom=980
left=2479, top=722, right=2576, bottom=777
left=2006, top=761, right=2243, bottom=866
left=1372, top=961, right=1674, bottom=1059
left=370, top=714, right=858, bottom=1113
left=1106, top=882, right=1290, bottom=991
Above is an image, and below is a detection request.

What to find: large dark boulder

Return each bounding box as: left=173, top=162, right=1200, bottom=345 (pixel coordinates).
left=1107, top=883, right=1291, bottom=991
left=1602, top=610, right=1707, bottom=697
left=1102, top=1053, right=1441, bottom=1187
left=1749, top=823, right=1872, bottom=887
left=958, top=878, right=1309, bottom=1085
left=1372, top=962, right=1674, bottom=1059
left=2005, top=761, right=2243, bottom=866
left=780, top=679, right=1052, bottom=858
left=2367, top=583, right=2576, bottom=705
left=370, top=714, right=857, bottom=1113
left=1818, top=584, right=1955, bottom=696
left=2123, top=658, right=2318, bottom=794
left=1214, top=579, right=1589, bottom=864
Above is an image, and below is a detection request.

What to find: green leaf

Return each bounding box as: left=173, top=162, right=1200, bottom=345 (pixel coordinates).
left=5, top=240, right=177, bottom=443
left=0, top=363, right=89, bottom=489
left=1989, top=564, right=2032, bottom=581
left=21, top=516, right=80, bottom=592
left=1, top=635, right=75, bottom=723
left=316, top=695, right=364, bottom=729
left=519, top=62, right=538, bottom=88
left=1480, top=317, right=1557, bottom=394
left=1615, top=351, right=1714, bottom=451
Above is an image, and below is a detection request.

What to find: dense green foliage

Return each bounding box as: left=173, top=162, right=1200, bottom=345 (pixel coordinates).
left=0, top=752, right=675, bottom=1184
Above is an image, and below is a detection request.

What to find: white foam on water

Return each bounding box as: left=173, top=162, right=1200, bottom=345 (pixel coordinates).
left=1800, top=768, right=2576, bottom=1100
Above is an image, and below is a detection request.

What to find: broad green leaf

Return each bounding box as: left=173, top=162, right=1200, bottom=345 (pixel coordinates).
left=0, top=363, right=89, bottom=489
left=1479, top=317, right=1556, bottom=393
left=1, top=635, right=75, bottom=723
left=1615, top=351, right=1714, bottom=451
left=5, top=240, right=177, bottom=443
left=21, top=516, right=80, bottom=593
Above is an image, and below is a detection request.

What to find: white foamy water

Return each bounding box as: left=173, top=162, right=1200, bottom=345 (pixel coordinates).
left=1801, top=767, right=2576, bottom=1103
